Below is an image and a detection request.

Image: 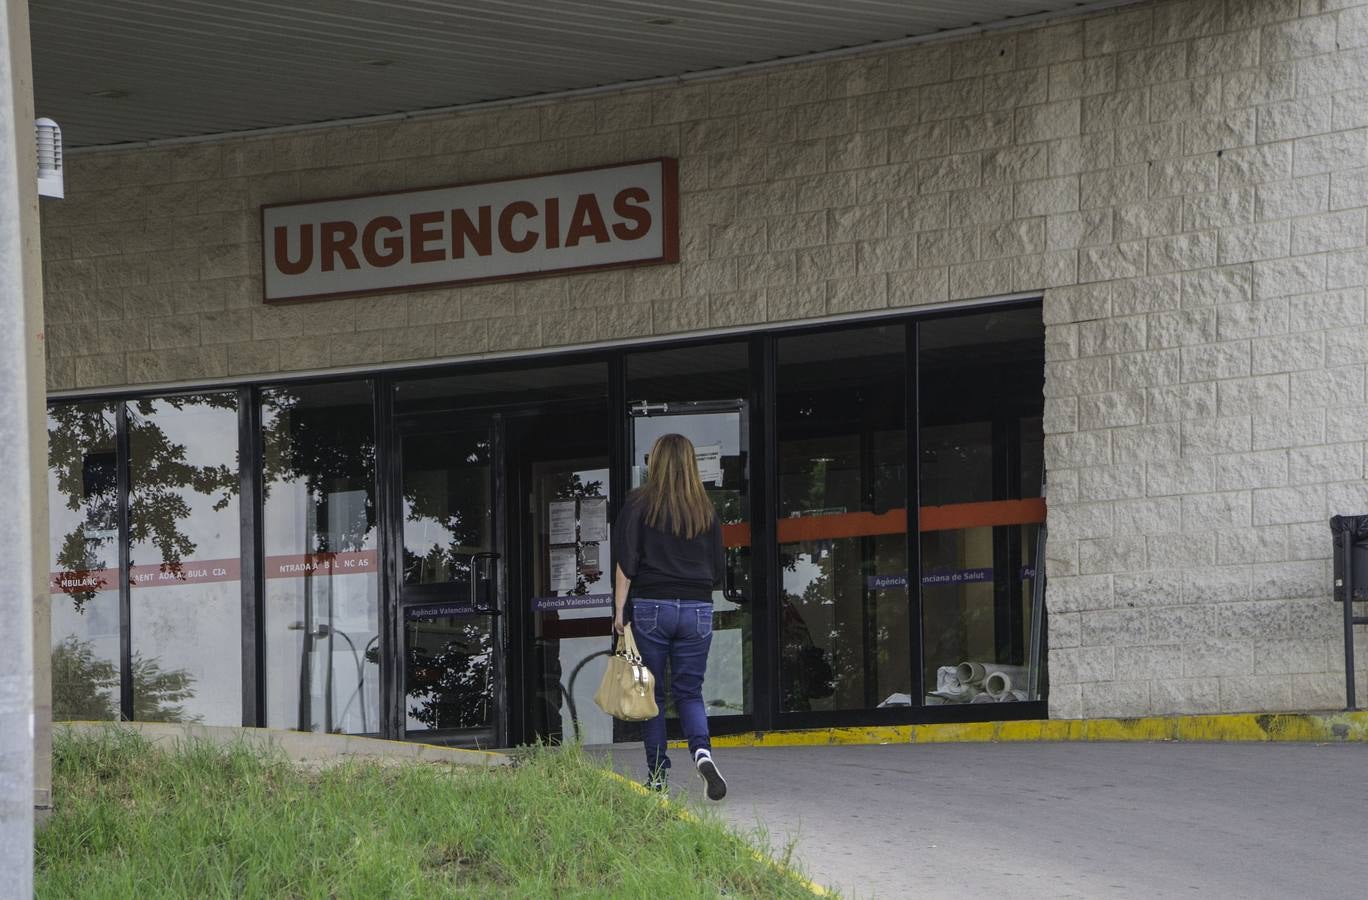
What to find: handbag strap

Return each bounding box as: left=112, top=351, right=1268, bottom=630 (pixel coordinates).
left=620, top=623, right=643, bottom=663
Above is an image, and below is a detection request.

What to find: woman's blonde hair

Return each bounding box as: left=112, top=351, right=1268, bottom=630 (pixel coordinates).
left=640, top=433, right=716, bottom=539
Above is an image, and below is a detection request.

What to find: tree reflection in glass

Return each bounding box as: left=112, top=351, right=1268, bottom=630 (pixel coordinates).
left=401, top=428, right=496, bottom=733
left=405, top=617, right=495, bottom=730
left=48, top=397, right=240, bottom=722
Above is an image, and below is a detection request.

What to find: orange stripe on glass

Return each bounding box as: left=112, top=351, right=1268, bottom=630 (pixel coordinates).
left=720, top=498, right=1046, bottom=548
left=919, top=498, right=1047, bottom=532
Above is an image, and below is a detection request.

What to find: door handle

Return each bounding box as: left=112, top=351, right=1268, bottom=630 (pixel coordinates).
left=470, top=552, right=501, bottom=614
left=723, top=547, right=745, bottom=604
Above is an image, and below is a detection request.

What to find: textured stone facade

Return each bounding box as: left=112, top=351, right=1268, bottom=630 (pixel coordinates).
left=40, top=0, right=1368, bottom=717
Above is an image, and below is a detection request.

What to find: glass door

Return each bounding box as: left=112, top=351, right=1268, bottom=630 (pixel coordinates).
left=522, top=444, right=614, bottom=747
left=629, top=399, right=751, bottom=721
left=395, top=415, right=504, bottom=747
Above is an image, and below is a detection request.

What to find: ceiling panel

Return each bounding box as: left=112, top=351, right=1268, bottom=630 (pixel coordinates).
left=31, top=0, right=1115, bottom=148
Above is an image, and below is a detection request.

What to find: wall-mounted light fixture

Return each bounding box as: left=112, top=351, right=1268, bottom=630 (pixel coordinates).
left=35, top=118, right=62, bottom=199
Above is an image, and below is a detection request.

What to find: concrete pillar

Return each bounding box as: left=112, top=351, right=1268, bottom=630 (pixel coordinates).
left=1, top=0, right=47, bottom=892
left=18, top=0, right=50, bottom=828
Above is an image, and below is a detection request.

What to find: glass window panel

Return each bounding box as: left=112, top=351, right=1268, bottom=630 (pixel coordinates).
left=404, top=615, right=496, bottom=732
left=919, top=309, right=1045, bottom=706
left=48, top=402, right=122, bottom=721
left=627, top=342, right=748, bottom=403
left=262, top=382, right=379, bottom=735
left=127, top=394, right=241, bottom=725
left=395, top=361, right=607, bottom=415
left=402, top=430, right=492, bottom=589
left=776, top=324, right=909, bottom=712
left=920, top=421, right=993, bottom=507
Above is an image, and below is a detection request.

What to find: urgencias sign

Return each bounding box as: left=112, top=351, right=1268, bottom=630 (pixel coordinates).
left=261, top=158, right=678, bottom=303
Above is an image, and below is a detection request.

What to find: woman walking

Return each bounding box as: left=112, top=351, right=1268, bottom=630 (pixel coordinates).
left=612, top=433, right=727, bottom=800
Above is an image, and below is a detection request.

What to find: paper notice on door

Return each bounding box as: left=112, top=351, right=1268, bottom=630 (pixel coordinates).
left=580, top=498, right=608, bottom=542
left=696, top=444, right=723, bottom=486
left=550, top=547, right=578, bottom=592
left=549, top=500, right=577, bottom=545
left=579, top=542, right=600, bottom=575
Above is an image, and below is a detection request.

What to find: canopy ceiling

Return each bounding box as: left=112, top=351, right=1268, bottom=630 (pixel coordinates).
left=31, top=0, right=1121, bottom=148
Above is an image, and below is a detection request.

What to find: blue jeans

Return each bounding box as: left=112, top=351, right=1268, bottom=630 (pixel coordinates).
left=631, top=599, right=713, bottom=775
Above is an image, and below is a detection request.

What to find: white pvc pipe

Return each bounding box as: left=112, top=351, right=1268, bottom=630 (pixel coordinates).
left=983, top=666, right=1030, bottom=699
left=956, top=661, right=988, bottom=686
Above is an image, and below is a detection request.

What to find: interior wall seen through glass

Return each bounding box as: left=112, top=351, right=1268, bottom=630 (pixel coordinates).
left=126, top=394, right=242, bottom=726
left=261, top=382, right=379, bottom=735
left=47, top=402, right=122, bottom=721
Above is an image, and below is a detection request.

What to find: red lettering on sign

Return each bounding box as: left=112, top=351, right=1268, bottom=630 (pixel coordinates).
left=264, top=550, right=380, bottom=579
left=51, top=551, right=380, bottom=593
left=452, top=206, right=493, bottom=259
left=498, top=201, right=539, bottom=253
left=565, top=193, right=609, bottom=247
left=50, top=568, right=118, bottom=595
left=320, top=220, right=361, bottom=269
left=544, top=197, right=562, bottom=250
left=261, top=160, right=679, bottom=303
left=612, top=187, right=652, bottom=240
left=362, top=216, right=404, bottom=267
left=321, top=221, right=360, bottom=272
left=273, top=224, right=313, bottom=275
left=410, top=211, right=445, bottom=263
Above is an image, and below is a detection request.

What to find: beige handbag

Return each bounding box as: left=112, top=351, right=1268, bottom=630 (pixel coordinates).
left=593, top=623, right=659, bottom=721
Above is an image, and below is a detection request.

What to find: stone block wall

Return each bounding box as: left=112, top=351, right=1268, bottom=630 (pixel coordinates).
left=39, top=0, right=1368, bottom=717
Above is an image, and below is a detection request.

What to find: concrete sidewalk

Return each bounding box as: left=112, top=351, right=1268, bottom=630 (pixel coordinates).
left=606, top=742, right=1368, bottom=899
left=59, top=721, right=508, bottom=767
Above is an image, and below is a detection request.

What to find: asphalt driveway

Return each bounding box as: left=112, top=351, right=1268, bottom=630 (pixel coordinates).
left=604, top=741, right=1368, bottom=898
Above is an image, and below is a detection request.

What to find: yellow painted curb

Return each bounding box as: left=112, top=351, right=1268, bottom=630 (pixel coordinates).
left=669, top=710, right=1368, bottom=749
left=601, top=768, right=831, bottom=897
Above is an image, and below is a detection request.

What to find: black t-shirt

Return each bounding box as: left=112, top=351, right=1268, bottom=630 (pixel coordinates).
left=612, top=491, right=724, bottom=603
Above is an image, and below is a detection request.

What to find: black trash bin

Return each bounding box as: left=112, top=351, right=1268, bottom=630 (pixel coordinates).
left=1329, top=515, right=1368, bottom=710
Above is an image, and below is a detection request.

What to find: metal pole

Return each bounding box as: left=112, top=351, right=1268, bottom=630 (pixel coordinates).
left=1, top=0, right=40, bottom=890
left=1027, top=524, right=1047, bottom=701
left=1344, top=530, right=1356, bottom=712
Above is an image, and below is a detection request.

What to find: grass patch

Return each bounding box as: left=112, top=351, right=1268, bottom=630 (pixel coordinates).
left=37, top=728, right=824, bottom=898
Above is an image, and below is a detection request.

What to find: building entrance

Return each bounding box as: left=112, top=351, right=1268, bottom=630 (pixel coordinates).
left=387, top=363, right=612, bottom=748
left=46, top=304, right=1048, bottom=745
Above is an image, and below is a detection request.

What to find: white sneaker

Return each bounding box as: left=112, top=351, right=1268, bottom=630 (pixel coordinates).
left=694, top=748, right=727, bottom=801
